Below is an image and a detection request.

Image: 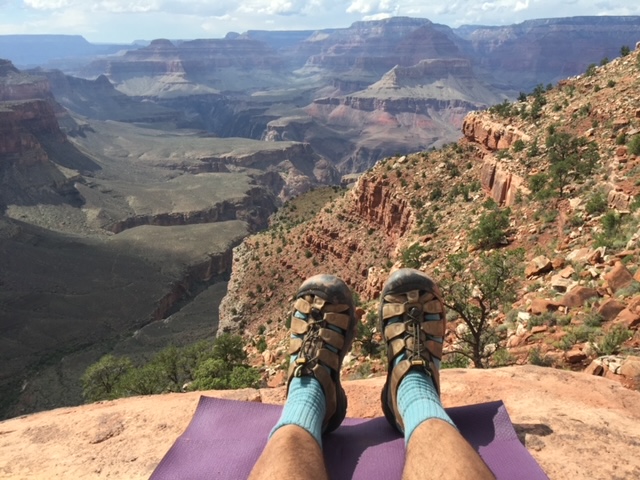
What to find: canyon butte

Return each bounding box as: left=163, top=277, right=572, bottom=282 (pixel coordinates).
left=0, top=18, right=640, bottom=476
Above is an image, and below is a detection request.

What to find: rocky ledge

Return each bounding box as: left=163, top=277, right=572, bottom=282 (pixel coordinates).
left=0, top=366, right=638, bottom=480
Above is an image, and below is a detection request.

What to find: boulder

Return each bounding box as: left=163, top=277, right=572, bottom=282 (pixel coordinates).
left=620, top=357, right=640, bottom=379
left=526, top=255, right=553, bottom=277
left=566, top=247, right=591, bottom=263
left=614, top=308, right=640, bottom=329
left=608, top=190, right=632, bottom=210
left=559, top=287, right=599, bottom=308
left=529, top=298, right=561, bottom=314
left=565, top=348, right=587, bottom=364
left=551, top=256, right=566, bottom=269
left=558, top=265, right=575, bottom=278
left=550, top=275, right=577, bottom=292
left=531, top=325, right=549, bottom=334
left=597, top=298, right=626, bottom=322
left=584, top=360, right=605, bottom=376
left=588, top=247, right=605, bottom=264
left=604, top=262, right=634, bottom=293
left=262, top=349, right=275, bottom=366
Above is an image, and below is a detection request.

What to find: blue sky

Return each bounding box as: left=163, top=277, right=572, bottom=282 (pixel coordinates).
left=1, top=1, right=639, bottom=43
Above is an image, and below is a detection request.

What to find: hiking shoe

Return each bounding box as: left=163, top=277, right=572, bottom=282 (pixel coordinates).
left=286, top=274, right=357, bottom=434
left=379, top=268, right=446, bottom=433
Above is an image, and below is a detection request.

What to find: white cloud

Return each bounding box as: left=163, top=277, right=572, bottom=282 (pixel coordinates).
left=5, top=0, right=640, bottom=42
left=362, top=12, right=393, bottom=21
left=94, top=1, right=162, bottom=14
left=263, top=0, right=307, bottom=15
left=23, top=0, right=73, bottom=10
left=346, top=1, right=398, bottom=15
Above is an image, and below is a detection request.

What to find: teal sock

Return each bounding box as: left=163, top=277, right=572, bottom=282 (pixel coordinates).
left=269, top=309, right=328, bottom=446
left=390, top=312, right=456, bottom=443
left=270, top=376, right=326, bottom=446
left=397, top=369, right=456, bottom=444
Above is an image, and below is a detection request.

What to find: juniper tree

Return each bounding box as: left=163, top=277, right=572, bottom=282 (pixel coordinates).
left=438, top=249, right=524, bottom=368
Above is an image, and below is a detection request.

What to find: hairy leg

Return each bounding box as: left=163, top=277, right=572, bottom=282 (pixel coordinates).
left=403, top=419, right=495, bottom=480
left=248, top=425, right=329, bottom=480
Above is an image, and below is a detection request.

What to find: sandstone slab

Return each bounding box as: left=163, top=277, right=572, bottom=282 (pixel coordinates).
left=1, top=367, right=639, bottom=480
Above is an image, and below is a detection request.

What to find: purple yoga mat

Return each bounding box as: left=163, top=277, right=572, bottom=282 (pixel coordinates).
left=151, top=396, right=548, bottom=480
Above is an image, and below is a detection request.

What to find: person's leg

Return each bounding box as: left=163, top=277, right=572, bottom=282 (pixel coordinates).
left=403, top=419, right=494, bottom=480
left=248, top=425, right=328, bottom=480
left=379, top=269, right=495, bottom=480
left=248, top=274, right=357, bottom=480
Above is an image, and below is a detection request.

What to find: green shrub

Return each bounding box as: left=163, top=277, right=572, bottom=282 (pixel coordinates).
left=628, top=135, right=640, bottom=156
left=527, top=137, right=540, bottom=157
left=616, top=281, right=640, bottom=298
left=227, top=366, right=261, bottom=389
left=82, top=334, right=260, bottom=402
left=490, top=100, right=513, bottom=117
left=356, top=310, right=381, bottom=357
left=441, top=352, right=470, bottom=369
left=121, top=363, right=166, bottom=396
left=585, top=191, right=608, bottom=215
left=557, top=325, right=596, bottom=350
left=256, top=336, right=267, bottom=353
left=401, top=243, right=428, bottom=268
left=528, top=173, right=552, bottom=199
left=417, top=213, right=438, bottom=235
left=81, top=355, right=132, bottom=402
left=512, top=139, right=526, bottom=152
left=529, top=347, right=554, bottom=367
left=429, top=183, right=443, bottom=200
left=569, top=213, right=584, bottom=227
left=620, top=45, right=631, bottom=57
left=594, top=211, right=627, bottom=248
left=470, top=207, right=511, bottom=249
left=585, top=63, right=597, bottom=76
left=594, top=326, right=632, bottom=355
left=492, top=348, right=515, bottom=367
left=583, top=312, right=604, bottom=328
left=545, top=132, right=599, bottom=197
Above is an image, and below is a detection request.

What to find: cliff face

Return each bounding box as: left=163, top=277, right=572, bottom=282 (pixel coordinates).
left=38, top=69, right=179, bottom=123
left=457, top=16, right=640, bottom=90
left=0, top=61, right=74, bottom=207
left=82, top=38, right=287, bottom=95
left=218, top=169, right=413, bottom=335
left=299, top=58, right=500, bottom=172
left=0, top=100, right=64, bottom=158
left=302, top=17, right=460, bottom=72
left=0, top=61, right=52, bottom=101
left=106, top=186, right=276, bottom=234
left=461, top=112, right=530, bottom=206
